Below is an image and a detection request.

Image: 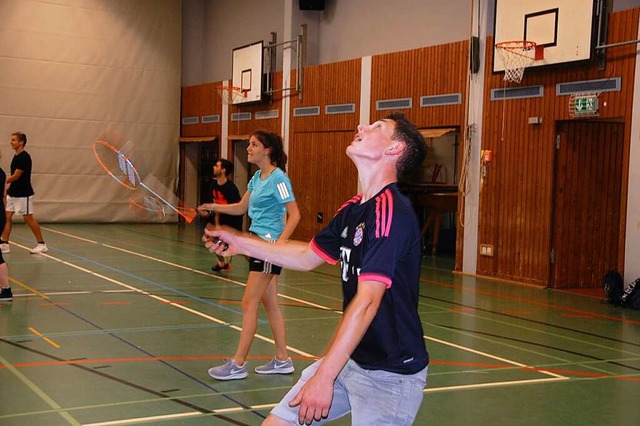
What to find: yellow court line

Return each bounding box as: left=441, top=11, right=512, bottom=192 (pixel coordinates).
left=28, top=327, right=61, bottom=349
left=9, top=276, right=49, bottom=299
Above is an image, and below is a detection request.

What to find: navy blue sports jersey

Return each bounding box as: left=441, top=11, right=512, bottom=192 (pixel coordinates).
left=311, top=183, right=429, bottom=374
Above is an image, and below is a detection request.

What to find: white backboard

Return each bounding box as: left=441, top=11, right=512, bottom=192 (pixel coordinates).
left=232, top=41, right=265, bottom=105
left=493, top=0, right=597, bottom=73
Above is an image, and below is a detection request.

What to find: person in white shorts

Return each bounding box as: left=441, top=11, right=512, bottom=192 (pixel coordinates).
left=0, top=132, right=47, bottom=255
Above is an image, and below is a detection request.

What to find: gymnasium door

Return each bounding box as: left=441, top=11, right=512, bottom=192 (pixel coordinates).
left=550, top=121, right=625, bottom=288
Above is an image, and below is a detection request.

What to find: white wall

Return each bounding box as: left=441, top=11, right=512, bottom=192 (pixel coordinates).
left=315, top=0, right=472, bottom=64
left=182, top=0, right=472, bottom=85
left=0, top=0, right=182, bottom=223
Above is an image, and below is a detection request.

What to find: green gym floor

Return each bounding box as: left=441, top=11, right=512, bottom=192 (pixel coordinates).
left=1, top=223, right=639, bottom=426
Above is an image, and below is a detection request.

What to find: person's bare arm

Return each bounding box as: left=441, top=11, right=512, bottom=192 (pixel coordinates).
left=6, top=169, right=23, bottom=184
left=289, top=280, right=386, bottom=424
left=277, top=200, right=301, bottom=242
left=204, top=227, right=325, bottom=271
left=197, top=190, right=250, bottom=216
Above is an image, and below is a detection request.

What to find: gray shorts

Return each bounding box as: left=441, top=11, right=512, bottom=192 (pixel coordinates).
left=270, top=358, right=428, bottom=425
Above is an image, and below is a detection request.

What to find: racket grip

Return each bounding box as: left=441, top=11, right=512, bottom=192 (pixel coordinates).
left=211, top=237, right=229, bottom=251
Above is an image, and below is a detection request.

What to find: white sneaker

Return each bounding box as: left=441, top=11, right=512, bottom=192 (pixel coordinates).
left=30, top=243, right=48, bottom=254
left=0, top=243, right=9, bottom=254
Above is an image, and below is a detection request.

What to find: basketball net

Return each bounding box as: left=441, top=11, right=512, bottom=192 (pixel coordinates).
left=217, top=85, right=247, bottom=105
left=495, top=41, right=537, bottom=84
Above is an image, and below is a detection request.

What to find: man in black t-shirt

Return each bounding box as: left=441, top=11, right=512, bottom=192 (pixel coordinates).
left=199, top=159, right=242, bottom=271
left=0, top=132, right=47, bottom=255
left=0, top=149, right=12, bottom=301
left=204, top=113, right=429, bottom=425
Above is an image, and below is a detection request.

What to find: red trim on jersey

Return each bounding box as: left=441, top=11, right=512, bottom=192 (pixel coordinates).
left=359, top=273, right=392, bottom=289
left=310, top=238, right=339, bottom=265
left=334, top=194, right=362, bottom=217
left=375, top=189, right=394, bottom=238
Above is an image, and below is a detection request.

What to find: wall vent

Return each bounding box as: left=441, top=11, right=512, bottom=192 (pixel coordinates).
left=420, top=93, right=462, bottom=107
left=376, top=98, right=412, bottom=110
left=293, top=106, right=321, bottom=117
left=181, top=116, right=198, bottom=125
left=556, top=77, right=621, bottom=96
left=326, top=103, right=356, bottom=114
left=491, top=85, right=543, bottom=101
left=255, top=109, right=279, bottom=120
left=201, top=115, right=220, bottom=123
left=231, top=112, right=252, bottom=121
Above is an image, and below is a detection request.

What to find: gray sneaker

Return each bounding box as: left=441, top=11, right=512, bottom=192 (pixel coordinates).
left=208, top=359, right=247, bottom=380
left=255, top=357, right=294, bottom=375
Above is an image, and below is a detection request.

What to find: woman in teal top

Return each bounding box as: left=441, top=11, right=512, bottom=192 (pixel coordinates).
left=199, top=130, right=301, bottom=380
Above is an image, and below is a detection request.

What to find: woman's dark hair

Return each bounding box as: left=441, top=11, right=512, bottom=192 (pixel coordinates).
left=251, top=130, right=287, bottom=171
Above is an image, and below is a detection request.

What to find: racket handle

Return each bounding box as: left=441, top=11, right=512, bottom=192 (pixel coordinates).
left=211, top=237, right=229, bottom=251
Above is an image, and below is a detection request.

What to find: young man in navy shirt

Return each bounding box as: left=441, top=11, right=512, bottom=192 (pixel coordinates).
left=205, top=113, right=428, bottom=425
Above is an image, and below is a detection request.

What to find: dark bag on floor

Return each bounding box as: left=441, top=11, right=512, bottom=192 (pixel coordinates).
left=603, top=270, right=624, bottom=306
left=621, top=277, right=640, bottom=310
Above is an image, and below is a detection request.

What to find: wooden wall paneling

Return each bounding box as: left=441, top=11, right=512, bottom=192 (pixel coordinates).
left=290, top=60, right=361, bottom=132
left=181, top=85, right=199, bottom=137
left=200, top=83, right=221, bottom=138
left=181, top=82, right=222, bottom=138
left=477, top=8, right=637, bottom=286
left=288, top=131, right=358, bottom=242
left=287, top=60, right=361, bottom=241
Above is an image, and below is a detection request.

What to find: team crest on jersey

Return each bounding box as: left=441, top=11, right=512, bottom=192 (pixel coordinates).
left=353, top=223, right=365, bottom=246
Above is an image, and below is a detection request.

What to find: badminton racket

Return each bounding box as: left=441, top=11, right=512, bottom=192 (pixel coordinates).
left=93, top=139, right=197, bottom=223
left=129, top=192, right=166, bottom=219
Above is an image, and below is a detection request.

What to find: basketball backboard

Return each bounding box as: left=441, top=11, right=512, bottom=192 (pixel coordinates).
left=493, top=0, right=598, bottom=73
left=231, top=41, right=265, bottom=105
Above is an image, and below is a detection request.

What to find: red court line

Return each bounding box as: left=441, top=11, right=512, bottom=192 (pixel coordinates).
left=422, top=278, right=640, bottom=326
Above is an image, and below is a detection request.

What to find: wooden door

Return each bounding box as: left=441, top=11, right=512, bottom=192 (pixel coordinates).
left=551, top=121, right=625, bottom=288
left=288, top=131, right=358, bottom=241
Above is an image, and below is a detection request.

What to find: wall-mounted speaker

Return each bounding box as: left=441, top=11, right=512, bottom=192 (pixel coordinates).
left=299, top=0, right=325, bottom=11
left=470, top=36, right=480, bottom=74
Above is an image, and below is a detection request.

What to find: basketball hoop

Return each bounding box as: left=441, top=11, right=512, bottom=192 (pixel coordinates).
left=217, top=85, right=248, bottom=105
left=495, top=41, right=539, bottom=84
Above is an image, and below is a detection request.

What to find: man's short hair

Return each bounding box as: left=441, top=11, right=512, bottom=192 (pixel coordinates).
left=219, top=158, right=234, bottom=176
left=385, top=113, right=426, bottom=179
left=12, top=132, right=27, bottom=146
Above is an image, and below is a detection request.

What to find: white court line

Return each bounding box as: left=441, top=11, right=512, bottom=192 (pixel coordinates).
left=82, top=376, right=568, bottom=426
left=43, top=227, right=332, bottom=312
left=84, top=411, right=200, bottom=426
left=425, top=335, right=567, bottom=379
left=12, top=241, right=315, bottom=359
left=39, top=226, right=568, bottom=378
left=36, top=228, right=567, bottom=385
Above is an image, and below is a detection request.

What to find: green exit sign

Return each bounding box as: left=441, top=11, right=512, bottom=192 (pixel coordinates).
left=573, top=94, right=599, bottom=115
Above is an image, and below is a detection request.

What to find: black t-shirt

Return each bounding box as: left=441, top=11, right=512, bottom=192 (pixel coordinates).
left=311, top=183, right=429, bottom=375
left=209, top=180, right=243, bottom=231
left=8, top=150, right=34, bottom=197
